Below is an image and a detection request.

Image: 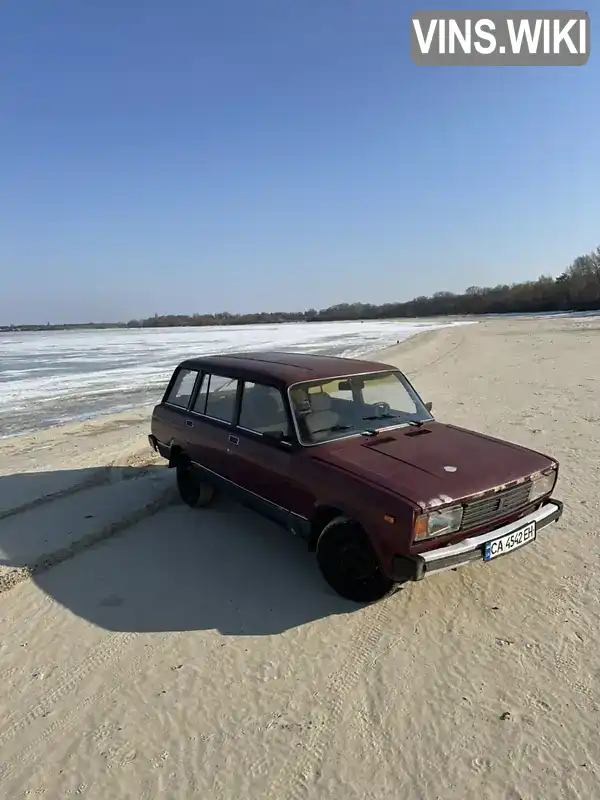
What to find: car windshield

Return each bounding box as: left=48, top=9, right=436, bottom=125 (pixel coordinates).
left=288, top=370, right=432, bottom=445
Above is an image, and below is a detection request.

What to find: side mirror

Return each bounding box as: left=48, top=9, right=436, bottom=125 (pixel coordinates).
left=263, top=430, right=294, bottom=446
left=425, top=401, right=433, bottom=413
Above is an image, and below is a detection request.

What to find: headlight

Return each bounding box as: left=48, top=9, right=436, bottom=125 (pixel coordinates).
left=529, top=470, right=556, bottom=503
left=414, top=505, right=464, bottom=541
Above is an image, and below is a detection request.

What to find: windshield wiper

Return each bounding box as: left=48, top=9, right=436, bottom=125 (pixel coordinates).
left=361, top=414, right=425, bottom=429
left=361, top=413, right=401, bottom=420
left=310, top=423, right=355, bottom=435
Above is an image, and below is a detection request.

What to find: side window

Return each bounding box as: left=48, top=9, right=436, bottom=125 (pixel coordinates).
left=239, top=382, right=291, bottom=436
left=166, top=368, right=198, bottom=408
left=203, top=374, right=240, bottom=423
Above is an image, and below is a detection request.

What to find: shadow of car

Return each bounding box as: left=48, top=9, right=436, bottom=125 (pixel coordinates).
left=0, top=466, right=358, bottom=636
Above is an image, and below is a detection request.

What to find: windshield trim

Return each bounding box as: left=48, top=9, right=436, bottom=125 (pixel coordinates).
left=286, top=369, right=434, bottom=448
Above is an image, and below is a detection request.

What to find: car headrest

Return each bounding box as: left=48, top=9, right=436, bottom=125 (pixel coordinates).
left=309, top=393, right=332, bottom=412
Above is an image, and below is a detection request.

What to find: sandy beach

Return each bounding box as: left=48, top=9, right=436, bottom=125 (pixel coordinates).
left=1, top=314, right=599, bottom=800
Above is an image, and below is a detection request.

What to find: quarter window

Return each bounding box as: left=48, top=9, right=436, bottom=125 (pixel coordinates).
left=238, top=381, right=291, bottom=436
left=166, top=368, right=198, bottom=408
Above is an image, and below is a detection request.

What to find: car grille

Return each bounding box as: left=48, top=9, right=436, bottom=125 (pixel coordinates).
left=460, top=482, right=533, bottom=534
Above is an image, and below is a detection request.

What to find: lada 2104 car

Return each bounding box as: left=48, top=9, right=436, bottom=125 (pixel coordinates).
left=149, top=351, right=563, bottom=602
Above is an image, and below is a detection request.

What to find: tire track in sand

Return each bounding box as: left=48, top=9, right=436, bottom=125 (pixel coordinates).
left=0, top=625, right=181, bottom=788
left=0, top=448, right=159, bottom=523
left=262, top=590, right=400, bottom=800
left=405, top=330, right=466, bottom=380
left=0, top=470, right=111, bottom=522
left=0, top=453, right=177, bottom=754
left=0, top=481, right=177, bottom=596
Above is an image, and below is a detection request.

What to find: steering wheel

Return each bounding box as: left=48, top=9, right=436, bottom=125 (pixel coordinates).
left=372, top=402, right=391, bottom=417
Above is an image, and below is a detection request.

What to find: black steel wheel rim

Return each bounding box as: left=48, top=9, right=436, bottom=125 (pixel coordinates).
left=335, top=534, right=379, bottom=583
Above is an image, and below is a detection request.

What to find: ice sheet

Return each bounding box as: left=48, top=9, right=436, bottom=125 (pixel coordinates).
left=0, top=319, right=476, bottom=437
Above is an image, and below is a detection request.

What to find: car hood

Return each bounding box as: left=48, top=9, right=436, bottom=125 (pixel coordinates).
left=312, top=422, right=554, bottom=510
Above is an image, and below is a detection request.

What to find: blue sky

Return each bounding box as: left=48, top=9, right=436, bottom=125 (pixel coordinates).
left=0, top=0, right=598, bottom=324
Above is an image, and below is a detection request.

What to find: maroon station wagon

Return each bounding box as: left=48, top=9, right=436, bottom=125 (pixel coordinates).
left=149, top=351, right=563, bottom=602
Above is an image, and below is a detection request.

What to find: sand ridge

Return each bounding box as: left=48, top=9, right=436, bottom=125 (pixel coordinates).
left=0, top=315, right=598, bottom=799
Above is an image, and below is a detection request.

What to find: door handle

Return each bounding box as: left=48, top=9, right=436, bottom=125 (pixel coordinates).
left=228, top=435, right=239, bottom=445
left=185, top=420, right=194, bottom=428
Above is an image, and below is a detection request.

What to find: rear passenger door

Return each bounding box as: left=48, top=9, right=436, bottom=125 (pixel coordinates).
left=159, top=366, right=202, bottom=454
left=188, top=372, right=241, bottom=480
left=229, top=381, right=314, bottom=530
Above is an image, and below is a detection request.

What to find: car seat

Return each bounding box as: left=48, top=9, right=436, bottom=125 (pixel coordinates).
left=304, top=393, right=340, bottom=442
left=242, top=385, right=286, bottom=433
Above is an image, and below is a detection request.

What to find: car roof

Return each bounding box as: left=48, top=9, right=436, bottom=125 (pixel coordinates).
left=178, top=350, right=397, bottom=386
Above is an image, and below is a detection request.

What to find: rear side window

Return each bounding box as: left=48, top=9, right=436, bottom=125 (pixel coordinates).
left=166, top=368, right=198, bottom=408
left=194, top=374, right=240, bottom=423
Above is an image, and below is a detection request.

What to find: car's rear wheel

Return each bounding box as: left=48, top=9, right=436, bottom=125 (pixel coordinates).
left=316, top=517, right=394, bottom=603
left=176, top=461, right=217, bottom=508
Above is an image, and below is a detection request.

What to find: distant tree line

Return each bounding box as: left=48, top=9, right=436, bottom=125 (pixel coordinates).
left=3, top=244, right=599, bottom=332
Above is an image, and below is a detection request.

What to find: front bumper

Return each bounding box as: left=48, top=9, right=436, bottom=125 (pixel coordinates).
left=392, top=499, right=563, bottom=582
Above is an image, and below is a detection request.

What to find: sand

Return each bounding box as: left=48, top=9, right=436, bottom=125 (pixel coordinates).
left=0, top=314, right=599, bottom=799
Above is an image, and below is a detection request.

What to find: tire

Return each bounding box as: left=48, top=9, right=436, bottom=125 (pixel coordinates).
left=316, top=516, right=394, bottom=603
left=176, top=461, right=217, bottom=508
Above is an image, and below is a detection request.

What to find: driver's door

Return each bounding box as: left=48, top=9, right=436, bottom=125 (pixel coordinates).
left=228, top=381, right=314, bottom=530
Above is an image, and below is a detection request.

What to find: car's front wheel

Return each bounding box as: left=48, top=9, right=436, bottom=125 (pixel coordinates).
left=316, top=517, right=394, bottom=603
left=176, top=461, right=217, bottom=508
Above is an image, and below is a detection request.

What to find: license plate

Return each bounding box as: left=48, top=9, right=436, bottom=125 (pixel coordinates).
left=484, top=521, right=536, bottom=561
